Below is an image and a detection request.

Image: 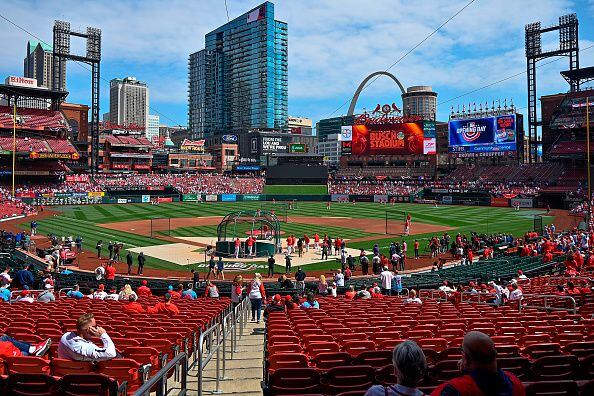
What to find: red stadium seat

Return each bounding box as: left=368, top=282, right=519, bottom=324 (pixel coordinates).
left=322, top=365, right=376, bottom=394
left=530, top=355, right=579, bottom=381
left=268, top=368, right=322, bottom=395
left=343, top=341, right=375, bottom=357
left=60, top=373, right=120, bottom=396
left=268, top=353, right=309, bottom=372
left=4, top=356, right=50, bottom=375
left=351, top=350, right=393, bottom=369
left=268, top=343, right=302, bottom=355
left=4, top=373, right=59, bottom=396
left=306, top=342, right=340, bottom=358
left=525, top=380, right=578, bottom=396
left=51, top=359, right=95, bottom=376
left=311, top=352, right=352, bottom=370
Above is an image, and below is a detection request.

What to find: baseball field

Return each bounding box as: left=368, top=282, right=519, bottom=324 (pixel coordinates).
left=17, top=201, right=559, bottom=278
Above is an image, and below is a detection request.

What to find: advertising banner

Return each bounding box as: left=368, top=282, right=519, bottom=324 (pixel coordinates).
left=182, top=194, right=197, bottom=202
left=351, top=122, right=433, bottom=156
left=157, top=197, right=173, bottom=203
left=221, top=194, right=237, bottom=202
left=205, top=194, right=218, bottom=202
left=141, top=195, right=151, bottom=203
left=88, top=192, right=105, bottom=198
left=289, top=143, right=306, bottom=153
left=117, top=198, right=128, bottom=204
left=242, top=194, right=262, bottom=201
left=449, top=115, right=517, bottom=153
left=331, top=194, right=349, bottom=202
left=491, top=197, right=510, bottom=207
left=340, top=126, right=353, bottom=141
left=180, top=138, right=205, bottom=152
left=373, top=194, right=389, bottom=203
left=261, top=136, right=290, bottom=154
left=65, top=174, right=90, bottom=183
left=235, top=165, right=261, bottom=171
left=511, top=197, right=533, bottom=208
left=442, top=196, right=453, bottom=204
left=16, top=192, right=36, bottom=198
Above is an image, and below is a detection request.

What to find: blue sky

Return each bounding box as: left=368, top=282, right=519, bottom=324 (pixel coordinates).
left=1, top=0, right=594, bottom=128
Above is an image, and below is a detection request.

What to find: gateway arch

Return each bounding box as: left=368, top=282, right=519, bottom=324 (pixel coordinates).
left=347, top=71, right=406, bottom=116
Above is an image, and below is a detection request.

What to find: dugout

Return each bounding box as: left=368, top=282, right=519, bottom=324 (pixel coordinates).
left=216, top=210, right=280, bottom=258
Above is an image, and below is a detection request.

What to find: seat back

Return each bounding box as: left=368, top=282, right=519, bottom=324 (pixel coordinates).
left=61, top=373, right=119, bottom=396
left=5, top=373, right=59, bottom=396
left=531, top=355, right=579, bottom=381
left=268, top=367, right=321, bottom=395
left=324, top=365, right=376, bottom=393
left=525, top=380, right=578, bottom=396
left=4, top=356, right=51, bottom=375
left=51, top=359, right=95, bottom=376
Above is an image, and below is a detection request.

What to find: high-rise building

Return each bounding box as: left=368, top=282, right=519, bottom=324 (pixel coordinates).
left=288, top=116, right=313, bottom=135
left=402, top=86, right=438, bottom=121
left=188, top=1, right=288, bottom=139
left=109, top=77, right=149, bottom=128
left=316, top=115, right=355, bottom=142
left=23, top=40, right=66, bottom=90
left=146, top=114, right=160, bottom=142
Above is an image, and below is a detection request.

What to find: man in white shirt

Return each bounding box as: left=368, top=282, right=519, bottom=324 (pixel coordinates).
left=509, top=283, right=523, bottom=301
left=15, top=289, right=35, bottom=303
left=334, top=269, right=345, bottom=287
left=58, top=313, right=117, bottom=362
left=404, top=290, right=422, bottom=304
left=91, top=284, right=107, bottom=300
left=380, top=266, right=395, bottom=295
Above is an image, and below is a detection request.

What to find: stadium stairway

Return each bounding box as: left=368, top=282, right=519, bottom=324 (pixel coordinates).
left=185, top=320, right=264, bottom=395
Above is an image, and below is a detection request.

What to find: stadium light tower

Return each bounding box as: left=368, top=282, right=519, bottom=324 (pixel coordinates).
left=525, top=14, right=579, bottom=164
left=52, top=21, right=102, bottom=174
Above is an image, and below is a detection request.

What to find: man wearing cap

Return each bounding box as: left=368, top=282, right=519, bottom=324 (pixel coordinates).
left=105, top=287, right=120, bottom=300
left=264, top=294, right=285, bottom=317
left=38, top=284, right=56, bottom=302
left=91, top=284, right=108, bottom=300
left=66, top=285, right=84, bottom=299
left=147, top=293, right=180, bottom=316
left=15, top=289, right=34, bottom=303
left=126, top=252, right=134, bottom=275
left=137, top=280, right=152, bottom=297
left=431, top=331, right=524, bottom=396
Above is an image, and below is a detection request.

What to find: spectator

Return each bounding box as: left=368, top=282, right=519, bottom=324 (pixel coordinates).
left=566, top=281, right=581, bottom=295
left=284, top=294, right=298, bottom=310
left=137, top=252, right=145, bottom=275
left=37, top=284, right=55, bottom=302
left=431, top=331, right=525, bottom=396
left=231, top=275, right=245, bottom=308
left=181, top=284, right=197, bottom=299
left=118, top=284, right=137, bottom=301
left=301, top=293, right=320, bottom=309
left=405, top=290, right=422, bottom=304
left=365, top=340, right=427, bottom=396
left=58, top=313, right=117, bottom=361
left=207, top=255, right=216, bottom=280
left=204, top=280, right=219, bottom=298
left=0, top=267, right=12, bottom=286
left=278, top=274, right=293, bottom=289
left=191, top=268, right=200, bottom=287
left=147, top=293, right=180, bottom=316
left=285, top=254, right=292, bottom=274
left=345, top=285, right=357, bottom=300
left=137, top=280, right=152, bottom=297
left=392, top=270, right=403, bottom=295
left=0, top=284, right=10, bottom=302
left=67, top=285, right=84, bottom=299
left=0, top=334, right=51, bottom=358
left=317, top=275, right=328, bottom=296
left=15, top=264, right=34, bottom=289
left=264, top=294, right=286, bottom=316
left=508, top=283, right=523, bottom=301
left=334, top=269, right=345, bottom=287
left=96, top=240, right=103, bottom=259
left=249, top=273, right=266, bottom=323
left=267, top=254, right=275, bottom=278
left=15, top=289, right=34, bottom=303
left=122, top=294, right=144, bottom=314
left=167, top=285, right=181, bottom=299
left=295, top=267, right=306, bottom=294
left=380, top=266, right=395, bottom=296
left=357, top=286, right=372, bottom=299
left=104, top=262, right=116, bottom=288
left=91, top=284, right=107, bottom=300
left=105, top=287, right=119, bottom=301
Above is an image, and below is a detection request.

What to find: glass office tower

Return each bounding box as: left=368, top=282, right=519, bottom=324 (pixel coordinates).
left=188, top=2, right=288, bottom=139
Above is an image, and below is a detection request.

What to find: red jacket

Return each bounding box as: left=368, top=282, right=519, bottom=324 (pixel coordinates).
left=137, top=285, right=152, bottom=297
left=123, top=302, right=145, bottom=314
left=147, top=302, right=180, bottom=315
left=105, top=266, right=116, bottom=280
left=0, top=341, right=22, bottom=358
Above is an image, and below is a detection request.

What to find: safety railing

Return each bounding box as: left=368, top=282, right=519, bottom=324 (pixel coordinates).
left=134, top=352, right=188, bottom=396
left=460, top=291, right=500, bottom=306
left=418, top=289, right=448, bottom=301
left=193, top=297, right=249, bottom=395
left=520, top=293, right=577, bottom=314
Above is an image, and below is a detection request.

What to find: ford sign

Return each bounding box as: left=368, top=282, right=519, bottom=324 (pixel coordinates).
left=222, top=134, right=238, bottom=143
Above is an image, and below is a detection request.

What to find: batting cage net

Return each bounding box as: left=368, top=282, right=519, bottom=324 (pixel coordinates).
left=384, top=210, right=409, bottom=236
left=150, top=217, right=171, bottom=237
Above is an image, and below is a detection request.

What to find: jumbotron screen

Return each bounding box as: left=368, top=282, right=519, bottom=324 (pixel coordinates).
left=448, top=114, right=517, bottom=154
left=350, top=122, right=436, bottom=156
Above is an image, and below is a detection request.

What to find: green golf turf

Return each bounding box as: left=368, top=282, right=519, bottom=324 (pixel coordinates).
left=22, top=202, right=551, bottom=273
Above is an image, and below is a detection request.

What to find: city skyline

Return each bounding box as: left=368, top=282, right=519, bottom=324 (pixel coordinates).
left=1, top=0, right=594, bottom=129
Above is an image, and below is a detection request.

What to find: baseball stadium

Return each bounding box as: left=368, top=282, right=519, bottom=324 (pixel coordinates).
left=0, top=4, right=593, bottom=396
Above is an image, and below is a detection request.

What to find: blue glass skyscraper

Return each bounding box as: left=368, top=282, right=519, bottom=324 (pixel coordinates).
left=188, top=2, right=288, bottom=139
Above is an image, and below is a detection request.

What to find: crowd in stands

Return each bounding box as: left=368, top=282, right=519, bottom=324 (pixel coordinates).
left=329, top=180, right=422, bottom=195
left=0, top=187, right=36, bottom=219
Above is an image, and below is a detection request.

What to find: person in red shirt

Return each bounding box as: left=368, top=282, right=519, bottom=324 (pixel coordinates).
left=345, top=285, right=356, bottom=300
left=314, top=233, right=320, bottom=251
left=246, top=235, right=254, bottom=257
left=122, top=294, right=145, bottom=314
left=566, top=281, right=581, bottom=295
left=147, top=293, right=179, bottom=316
left=543, top=251, right=553, bottom=263
left=104, top=261, right=116, bottom=289
left=334, top=238, right=341, bottom=256
left=284, top=294, right=298, bottom=309
left=137, top=280, right=152, bottom=297
left=234, top=238, right=241, bottom=259
left=168, top=285, right=182, bottom=299
left=303, top=234, right=310, bottom=252
left=580, top=279, right=594, bottom=294
left=466, top=249, right=474, bottom=265
left=344, top=266, right=352, bottom=280
left=414, top=240, right=420, bottom=259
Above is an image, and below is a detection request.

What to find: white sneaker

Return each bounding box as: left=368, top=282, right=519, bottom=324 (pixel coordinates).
left=32, top=338, right=52, bottom=356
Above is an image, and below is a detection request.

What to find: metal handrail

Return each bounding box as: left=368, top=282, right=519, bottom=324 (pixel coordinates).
left=519, top=293, right=577, bottom=314
left=134, top=352, right=188, bottom=396
left=460, top=291, right=500, bottom=306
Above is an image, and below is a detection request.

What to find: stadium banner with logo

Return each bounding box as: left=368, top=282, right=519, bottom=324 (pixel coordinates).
left=117, top=198, right=128, bottom=204
left=351, top=195, right=373, bottom=202
left=205, top=194, right=218, bottom=202
left=235, top=165, right=261, bottom=171
left=221, top=194, right=237, bottom=202
left=65, top=174, right=90, bottom=183
left=448, top=115, right=517, bottom=154
left=182, top=194, right=197, bottom=202
left=511, top=197, right=533, bottom=208
left=331, top=194, right=349, bottom=202
left=16, top=192, right=36, bottom=198
left=88, top=191, right=105, bottom=197
left=241, top=194, right=262, bottom=201
left=141, top=195, right=151, bottom=203
left=491, top=197, right=510, bottom=207
left=373, top=194, right=389, bottom=203
left=442, top=196, right=453, bottom=204
left=157, top=197, right=173, bottom=203
left=388, top=195, right=412, bottom=203
left=351, top=123, right=432, bottom=156
left=180, top=139, right=205, bottom=152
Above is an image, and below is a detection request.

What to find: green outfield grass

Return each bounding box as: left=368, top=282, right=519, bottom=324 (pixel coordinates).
left=22, top=202, right=551, bottom=274
left=263, top=184, right=328, bottom=195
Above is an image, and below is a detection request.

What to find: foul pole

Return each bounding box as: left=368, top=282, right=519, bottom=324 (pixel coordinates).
left=587, top=96, right=591, bottom=229
left=12, top=100, right=17, bottom=197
